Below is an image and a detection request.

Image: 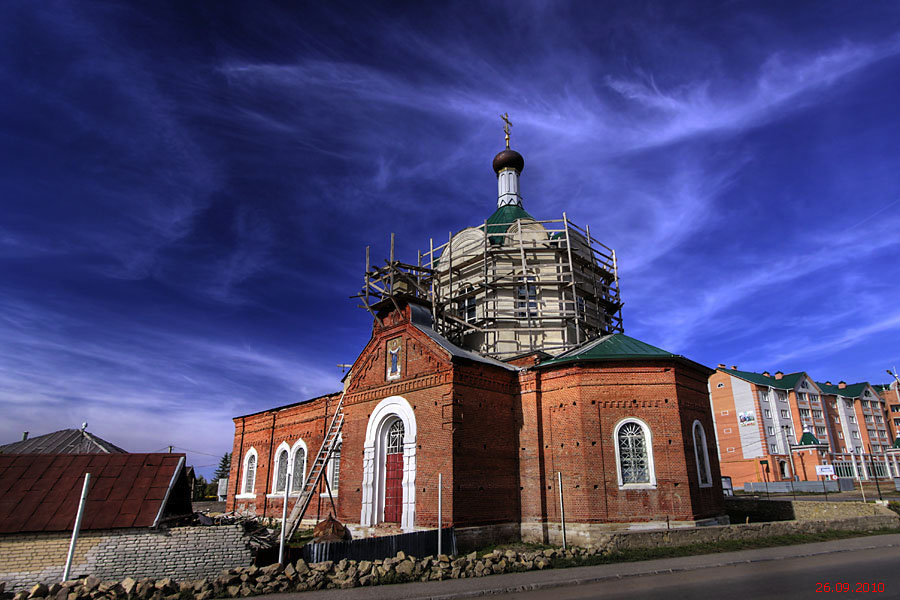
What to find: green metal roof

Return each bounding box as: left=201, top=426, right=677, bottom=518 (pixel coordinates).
left=485, top=204, right=536, bottom=245
left=894, top=437, right=900, bottom=449
left=720, top=368, right=806, bottom=390
left=815, top=381, right=868, bottom=398
left=873, top=383, right=895, bottom=393
left=797, top=431, right=822, bottom=446
left=538, top=333, right=687, bottom=368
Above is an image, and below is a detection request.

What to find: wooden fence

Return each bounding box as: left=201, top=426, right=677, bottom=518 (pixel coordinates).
left=300, top=527, right=457, bottom=563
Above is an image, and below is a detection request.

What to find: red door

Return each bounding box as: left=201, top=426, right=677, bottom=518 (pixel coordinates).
left=384, top=453, right=403, bottom=522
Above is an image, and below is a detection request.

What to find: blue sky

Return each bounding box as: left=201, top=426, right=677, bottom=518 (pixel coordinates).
left=2, top=1, right=899, bottom=477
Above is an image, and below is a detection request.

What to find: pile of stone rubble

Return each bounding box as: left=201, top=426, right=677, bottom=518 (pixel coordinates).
left=1, top=546, right=602, bottom=598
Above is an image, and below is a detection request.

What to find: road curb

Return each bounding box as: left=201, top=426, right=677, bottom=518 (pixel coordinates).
left=415, top=538, right=900, bottom=600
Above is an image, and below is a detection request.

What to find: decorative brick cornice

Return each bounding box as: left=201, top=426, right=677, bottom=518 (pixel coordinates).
left=346, top=370, right=453, bottom=404
left=453, top=371, right=518, bottom=395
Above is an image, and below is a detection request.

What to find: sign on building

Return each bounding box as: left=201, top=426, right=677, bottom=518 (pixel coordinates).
left=815, top=465, right=835, bottom=477
left=739, top=411, right=756, bottom=427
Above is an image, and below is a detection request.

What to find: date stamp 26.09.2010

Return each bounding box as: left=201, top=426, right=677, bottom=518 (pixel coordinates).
left=815, top=582, right=885, bottom=593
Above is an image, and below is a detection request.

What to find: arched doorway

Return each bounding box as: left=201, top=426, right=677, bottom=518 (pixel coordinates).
left=361, top=396, right=417, bottom=530
left=384, top=420, right=404, bottom=523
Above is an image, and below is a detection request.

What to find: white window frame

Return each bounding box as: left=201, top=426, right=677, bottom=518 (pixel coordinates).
left=780, top=409, right=789, bottom=418
left=692, top=421, right=713, bottom=488
left=764, top=409, right=772, bottom=418
left=321, top=435, right=342, bottom=497
left=613, top=418, right=656, bottom=489
left=236, top=447, right=259, bottom=499
left=767, top=426, right=775, bottom=435
left=289, top=439, right=309, bottom=495
left=269, top=441, right=291, bottom=496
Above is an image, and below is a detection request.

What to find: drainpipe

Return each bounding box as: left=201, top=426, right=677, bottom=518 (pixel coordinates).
left=233, top=417, right=245, bottom=510
left=263, top=412, right=276, bottom=519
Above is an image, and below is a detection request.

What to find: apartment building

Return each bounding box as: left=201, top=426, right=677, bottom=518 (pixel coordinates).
left=874, top=382, right=900, bottom=443
left=709, top=366, right=899, bottom=486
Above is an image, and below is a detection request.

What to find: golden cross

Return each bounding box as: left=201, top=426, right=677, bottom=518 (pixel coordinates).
left=501, top=113, right=512, bottom=148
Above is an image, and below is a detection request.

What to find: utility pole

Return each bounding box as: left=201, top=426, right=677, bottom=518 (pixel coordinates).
left=868, top=444, right=883, bottom=501
left=781, top=426, right=796, bottom=500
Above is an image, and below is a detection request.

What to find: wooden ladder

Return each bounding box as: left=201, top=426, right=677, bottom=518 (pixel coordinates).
left=283, top=391, right=345, bottom=540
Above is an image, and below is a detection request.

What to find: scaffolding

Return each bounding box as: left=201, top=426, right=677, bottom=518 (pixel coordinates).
left=356, top=212, right=623, bottom=359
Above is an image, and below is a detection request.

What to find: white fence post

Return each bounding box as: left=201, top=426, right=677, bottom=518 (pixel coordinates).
left=62, top=473, right=91, bottom=582
left=437, top=472, right=442, bottom=557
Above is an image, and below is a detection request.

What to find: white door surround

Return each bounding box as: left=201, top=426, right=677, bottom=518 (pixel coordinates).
left=360, top=395, right=417, bottom=530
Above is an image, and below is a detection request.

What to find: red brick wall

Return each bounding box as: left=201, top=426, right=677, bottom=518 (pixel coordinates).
left=450, top=362, right=520, bottom=527
left=526, top=361, right=724, bottom=525
left=227, top=393, right=337, bottom=518
left=226, top=301, right=725, bottom=528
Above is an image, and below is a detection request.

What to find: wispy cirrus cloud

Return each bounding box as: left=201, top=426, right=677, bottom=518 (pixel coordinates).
left=3, top=1, right=900, bottom=477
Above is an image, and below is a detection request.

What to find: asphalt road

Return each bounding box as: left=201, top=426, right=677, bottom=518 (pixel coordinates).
left=259, top=534, right=900, bottom=600
left=503, top=545, right=899, bottom=599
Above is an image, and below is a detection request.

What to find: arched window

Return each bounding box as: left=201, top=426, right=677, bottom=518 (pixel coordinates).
left=328, top=442, right=342, bottom=492
left=239, top=448, right=258, bottom=496
left=274, top=448, right=289, bottom=493
left=779, top=460, right=790, bottom=479
left=291, top=445, right=307, bottom=493
left=614, top=419, right=655, bottom=488
left=693, top=420, right=712, bottom=487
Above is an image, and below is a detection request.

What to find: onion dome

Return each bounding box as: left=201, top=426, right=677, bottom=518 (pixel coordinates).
left=492, top=149, right=524, bottom=175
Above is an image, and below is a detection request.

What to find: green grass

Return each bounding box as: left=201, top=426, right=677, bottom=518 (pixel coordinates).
left=480, top=526, right=900, bottom=570
left=475, top=541, right=554, bottom=558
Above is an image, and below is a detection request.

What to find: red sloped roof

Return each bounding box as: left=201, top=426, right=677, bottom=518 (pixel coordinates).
left=0, top=453, right=185, bottom=533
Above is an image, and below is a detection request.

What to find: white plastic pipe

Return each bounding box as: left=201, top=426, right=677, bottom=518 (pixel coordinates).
left=558, top=471, right=567, bottom=549
left=437, top=472, right=442, bottom=557
left=279, top=472, right=291, bottom=565
left=62, top=473, right=91, bottom=582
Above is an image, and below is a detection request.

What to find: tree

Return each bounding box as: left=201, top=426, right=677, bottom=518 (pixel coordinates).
left=193, top=475, right=207, bottom=500
left=214, top=452, right=232, bottom=481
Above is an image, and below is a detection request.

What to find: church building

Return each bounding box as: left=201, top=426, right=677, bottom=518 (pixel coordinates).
left=226, top=120, right=726, bottom=547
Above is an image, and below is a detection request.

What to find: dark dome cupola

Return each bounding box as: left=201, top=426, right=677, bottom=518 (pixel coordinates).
left=492, top=148, right=525, bottom=175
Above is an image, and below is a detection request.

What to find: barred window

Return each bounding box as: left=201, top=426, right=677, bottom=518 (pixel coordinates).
left=388, top=420, right=404, bottom=453
left=615, top=420, right=654, bottom=486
